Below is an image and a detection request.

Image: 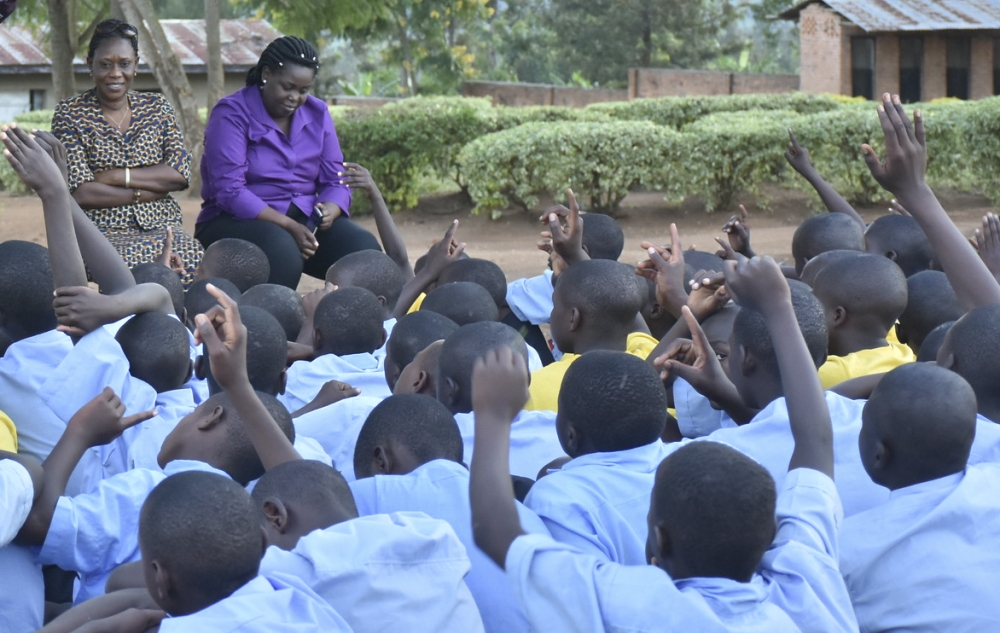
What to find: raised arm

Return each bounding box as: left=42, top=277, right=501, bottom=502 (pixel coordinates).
left=194, top=284, right=301, bottom=469
left=392, top=220, right=466, bottom=318
left=862, top=94, right=1000, bottom=309
left=785, top=130, right=866, bottom=229
left=53, top=283, right=174, bottom=338
left=723, top=256, right=833, bottom=478
left=340, top=162, right=413, bottom=279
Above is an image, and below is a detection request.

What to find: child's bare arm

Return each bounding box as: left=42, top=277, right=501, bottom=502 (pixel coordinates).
left=392, top=220, right=466, bottom=318
left=0, top=450, right=43, bottom=500
left=53, top=283, right=174, bottom=338
left=469, top=347, right=529, bottom=568
left=724, top=256, right=833, bottom=478
left=37, top=589, right=160, bottom=633
left=17, top=389, right=155, bottom=545
left=194, top=284, right=301, bottom=469
left=785, top=130, right=866, bottom=229
left=340, top=163, right=414, bottom=280
left=863, top=94, right=1000, bottom=309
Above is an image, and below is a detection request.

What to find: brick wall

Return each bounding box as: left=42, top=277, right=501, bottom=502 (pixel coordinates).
left=731, top=73, right=800, bottom=93
left=923, top=35, right=947, bottom=100
left=799, top=3, right=844, bottom=94
left=970, top=35, right=995, bottom=99
left=462, top=81, right=626, bottom=107
left=875, top=34, right=900, bottom=96
left=631, top=69, right=732, bottom=97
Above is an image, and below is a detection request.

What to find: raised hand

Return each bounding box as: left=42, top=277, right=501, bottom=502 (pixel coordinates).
left=30, top=129, right=69, bottom=185
left=723, top=255, right=790, bottom=317
left=472, top=346, right=529, bottom=424
left=975, top=213, right=1000, bottom=282
left=636, top=223, right=688, bottom=318
left=67, top=387, right=157, bottom=449
left=654, top=307, right=731, bottom=396
left=313, top=379, right=361, bottom=406
left=888, top=199, right=911, bottom=217
left=193, top=283, right=248, bottom=392
left=721, top=204, right=754, bottom=258
left=154, top=227, right=185, bottom=275
left=862, top=94, right=927, bottom=199
left=687, top=270, right=729, bottom=321
left=339, top=162, right=378, bottom=195
left=784, top=129, right=815, bottom=176
left=0, top=124, right=66, bottom=196
left=542, top=189, right=588, bottom=267
left=422, top=220, right=467, bottom=280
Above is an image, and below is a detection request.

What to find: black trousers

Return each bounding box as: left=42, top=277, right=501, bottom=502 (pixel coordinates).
left=196, top=214, right=381, bottom=289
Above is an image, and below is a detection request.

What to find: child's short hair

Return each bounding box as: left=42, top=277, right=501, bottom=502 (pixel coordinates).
left=732, top=280, right=828, bottom=377
left=683, top=251, right=726, bottom=275
left=0, top=241, right=55, bottom=340
left=115, top=312, right=191, bottom=393
left=313, top=287, right=384, bottom=356
left=862, top=363, right=977, bottom=482
left=865, top=215, right=934, bottom=277
left=917, top=320, right=955, bottom=363
left=325, top=250, right=404, bottom=315
left=653, top=442, right=776, bottom=581
left=201, top=238, right=269, bottom=292
left=897, top=271, right=963, bottom=351
left=185, top=278, right=242, bottom=322
left=436, top=258, right=507, bottom=309
left=799, top=249, right=865, bottom=287
left=554, top=260, right=644, bottom=329
left=420, top=282, right=499, bottom=326
left=812, top=253, right=908, bottom=332
left=219, top=390, right=295, bottom=484
left=943, top=305, right=1000, bottom=409
left=353, top=394, right=463, bottom=478
left=437, top=322, right=529, bottom=410
left=581, top=213, right=625, bottom=261
left=239, top=284, right=305, bottom=342
left=140, top=471, right=262, bottom=611
left=211, top=306, right=285, bottom=395
left=131, top=263, right=184, bottom=319
left=385, top=311, right=460, bottom=387
left=791, top=214, right=865, bottom=273
left=559, top=351, right=667, bottom=453
left=250, top=459, right=358, bottom=518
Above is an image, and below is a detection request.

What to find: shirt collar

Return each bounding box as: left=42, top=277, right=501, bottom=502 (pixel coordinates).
left=243, top=85, right=314, bottom=137
left=888, top=470, right=965, bottom=501
left=674, top=575, right=769, bottom=615
left=563, top=440, right=666, bottom=471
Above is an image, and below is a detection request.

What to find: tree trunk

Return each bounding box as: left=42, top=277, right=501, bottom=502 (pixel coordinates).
left=118, top=0, right=205, bottom=194
left=204, top=0, right=224, bottom=112
left=46, top=0, right=77, bottom=102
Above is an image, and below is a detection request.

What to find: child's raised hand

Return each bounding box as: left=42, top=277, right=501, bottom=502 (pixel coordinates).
left=542, top=189, right=587, bottom=266
left=67, top=387, right=157, bottom=449
left=784, top=129, right=815, bottom=175
left=193, top=283, right=249, bottom=392
left=0, top=124, right=66, bottom=196
left=29, top=129, right=69, bottom=185
left=723, top=255, right=790, bottom=317
left=338, top=162, right=378, bottom=195
left=653, top=307, right=730, bottom=395
left=687, top=270, right=729, bottom=321
left=888, top=199, right=911, bottom=217
left=975, top=213, right=1000, bottom=281
left=314, top=379, right=361, bottom=407
left=472, top=346, right=529, bottom=424
left=154, top=227, right=185, bottom=275
left=862, top=94, right=927, bottom=200
left=422, top=220, right=466, bottom=279
left=53, top=286, right=121, bottom=337
left=636, top=223, right=688, bottom=318
left=720, top=205, right=754, bottom=258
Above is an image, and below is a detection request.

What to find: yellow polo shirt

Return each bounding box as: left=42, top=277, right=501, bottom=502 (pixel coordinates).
left=0, top=410, right=16, bottom=452
left=818, top=339, right=916, bottom=390
left=406, top=293, right=427, bottom=314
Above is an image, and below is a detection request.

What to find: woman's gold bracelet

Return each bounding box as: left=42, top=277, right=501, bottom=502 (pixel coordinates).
left=124, top=166, right=131, bottom=189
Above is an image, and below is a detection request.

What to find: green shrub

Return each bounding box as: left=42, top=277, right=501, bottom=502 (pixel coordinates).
left=965, top=97, right=1000, bottom=205
left=586, top=93, right=841, bottom=129
left=460, top=120, right=681, bottom=216
left=489, top=106, right=611, bottom=132
left=13, top=110, right=54, bottom=130
left=919, top=100, right=977, bottom=192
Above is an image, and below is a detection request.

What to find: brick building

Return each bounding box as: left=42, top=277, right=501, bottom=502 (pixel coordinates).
left=781, top=0, right=1000, bottom=101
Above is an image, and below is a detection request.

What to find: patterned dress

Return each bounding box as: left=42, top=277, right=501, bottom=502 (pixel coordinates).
left=52, top=89, right=203, bottom=284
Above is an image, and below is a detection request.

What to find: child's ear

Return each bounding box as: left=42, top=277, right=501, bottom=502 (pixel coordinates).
left=376, top=295, right=388, bottom=311
left=261, top=498, right=289, bottom=534
left=884, top=250, right=898, bottom=262
left=654, top=524, right=672, bottom=562
left=275, top=369, right=288, bottom=396
left=872, top=438, right=890, bottom=472
left=568, top=307, right=582, bottom=332
left=562, top=423, right=580, bottom=455
left=372, top=445, right=393, bottom=475
left=313, top=328, right=323, bottom=352
left=831, top=306, right=847, bottom=328
left=649, top=302, right=664, bottom=319
left=442, top=376, right=460, bottom=408
left=196, top=405, right=225, bottom=431
left=411, top=369, right=431, bottom=395
left=194, top=355, right=206, bottom=380
left=149, top=559, right=172, bottom=603
left=740, top=345, right=756, bottom=378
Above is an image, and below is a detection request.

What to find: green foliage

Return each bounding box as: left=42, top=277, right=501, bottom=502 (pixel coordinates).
left=587, top=93, right=842, bottom=128
left=13, top=110, right=54, bottom=130
left=965, top=97, right=1000, bottom=205
left=0, top=111, right=54, bottom=194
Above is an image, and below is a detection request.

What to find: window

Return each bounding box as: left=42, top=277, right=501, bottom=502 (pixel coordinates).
left=29, top=89, right=45, bottom=111
left=994, top=38, right=999, bottom=96
left=852, top=37, right=876, bottom=99
left=899, top=36, right=923, bottom=103
left=947, top=37, right=971, bottom=99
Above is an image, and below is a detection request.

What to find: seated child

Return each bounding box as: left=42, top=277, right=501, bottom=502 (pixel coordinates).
left=798, top=249, right=864, bottom=288
left=526, top=259, right=654, bottom=412
left=252, top=460, right=484, bottom=632
left=840, top=363, right=1000, bottom=632
left=437, top=322, right=565, bottom=478
left=469, top=255, right=857, bottom=632
left=672, top=305, right=739, bottom=438
left=895, top=270, right=963, bottom=355
left=130, top=262, right=185, bottom=321
left=139, top=470, right=351, bottom=631
left=239, top=283, right=306, bottom=342
left=325, top=249, right=405, bottom=361
left=937, top=304, right=1000, bottom=430
left=350, top=393, right=549, bottom=633
left=382, top=311, right=459, bottom=391
left=864, top=214, right=935, bottom=277
left=421, top=281, right=500, bottom=326
left=195, top=238, right=269, bottom=292
left=791, top=213, right=865, bottom=276
left=183, top=278, right=241, bottom=331
left=811, top=253, right=915, bottom=388
left=280, top=287, right=390, bottom=412
left=524, top=351, right=670, bottom=565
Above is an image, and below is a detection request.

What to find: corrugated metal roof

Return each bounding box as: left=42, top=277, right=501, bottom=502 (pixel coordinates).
left=0, top=19, right=282, bottom=70
left=780, top=0, right=1000, bottom=32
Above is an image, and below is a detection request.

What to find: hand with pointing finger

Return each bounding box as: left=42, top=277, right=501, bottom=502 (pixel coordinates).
left=636, top=223, right=688, bottom=319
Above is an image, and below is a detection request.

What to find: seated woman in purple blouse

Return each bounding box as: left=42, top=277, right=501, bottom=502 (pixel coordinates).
left=196, top=36, right=380, bottom=289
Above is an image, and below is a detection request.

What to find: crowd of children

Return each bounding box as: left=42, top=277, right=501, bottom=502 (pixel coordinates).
left=0, top=93, right=998, bottom=632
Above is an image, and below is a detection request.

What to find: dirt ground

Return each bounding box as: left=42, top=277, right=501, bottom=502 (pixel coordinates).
left=0, top=186, right=994, bottom=294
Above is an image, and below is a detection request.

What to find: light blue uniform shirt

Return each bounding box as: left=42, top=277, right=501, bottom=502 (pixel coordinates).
left=350, top=459, right=549, bottom=633
left=158, top=574, right=352, bottom=632
left=454, top=409, right=565, bottom=480
left=37, top=459, right=227, bottom=603
left=260, top=511, right=484, bottom=632
left=674, top=377, right=737, bottom=438
left=372, top=317, right=396, bottom=366
left=281, top=353, right=392, bottom=414
left=293, top=395, right=383, bottom=481
left=840, top=463, right=1000, bottom=632
left=525, top=440, right=671, bottom=565
left=506, top=271, right=563, bottom=360
left=0, top=544, right=44, bottom=633
left=506, top=468, right=857, bottom=633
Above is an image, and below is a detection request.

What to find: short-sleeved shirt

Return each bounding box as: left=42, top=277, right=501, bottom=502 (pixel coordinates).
left=279, top=353, right=391, bottom=414
left=0, top=410, right=16, bottom=452
left=293, top=395, right=383, bottom=481
left=52, top=89, right=191, bottom=231
left=453, top=409, right=564, bottom=480
left=817, top=340, right=915, bottom=389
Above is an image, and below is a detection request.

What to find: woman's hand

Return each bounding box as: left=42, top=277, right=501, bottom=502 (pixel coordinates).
left=317, top=203, right=342, bottom=231
left=283, top=218, right=318, bottom=259
left=93, top=168, right=125, bottom=187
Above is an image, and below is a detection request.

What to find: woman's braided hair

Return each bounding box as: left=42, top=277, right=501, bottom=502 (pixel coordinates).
left=246, top=36, right=320, bottom=87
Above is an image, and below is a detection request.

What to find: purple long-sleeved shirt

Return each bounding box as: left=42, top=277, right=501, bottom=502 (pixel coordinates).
left=198, top=86, right=352, bottom=224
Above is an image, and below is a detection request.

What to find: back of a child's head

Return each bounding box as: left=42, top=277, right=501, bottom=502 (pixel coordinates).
left=558, top=351, right=667, bottom=456
left=140, top=471, right=262, bottom=615
left=131, top=263, right=184, bottom=319
left=436, top=258, right=507, bottom=310
left=421, top=281, right=499, bottom=326
left=239, top=283, right=305, bottom=342
left=116, top=312, right=191, bottom=393
left=791, top=214, right=865, bottom=274
left=581, top=213, right=625, bottom=261
left=683, top=251, right=725, bottom=275
left=325, top=250, right=403, bottom=317
left=384, top=311, right=460, bottom=390
left=812, top=253, right=908, bottom=333
left=552, top=259, right=645, bottom=341
left=353, top=393, right=464, bottom=479
left=940, top=304, right=1000, bottom=412
left=313, top=287, right=385, bottom=356
left=865, top=214, right=935, bottom=277
left=0, top=240, right=56, bottom=341
left=917, top=320, right=954, bottom=363
left=204, top=306, right=285, bottom=395
left=200, top=238, right=269, bottom=293
left=652, top=442, right=776, bottom=581
left=437, top=321, right=528, bottom=413
left=222, top=391, right=294, bottom=484
left=897, top=271, right=963, bottom=352
left=862, top=363, right=976, bottom=488
left=799, top=249, right=864, bottom=288
left=185, top=278, right=242, bottom=326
